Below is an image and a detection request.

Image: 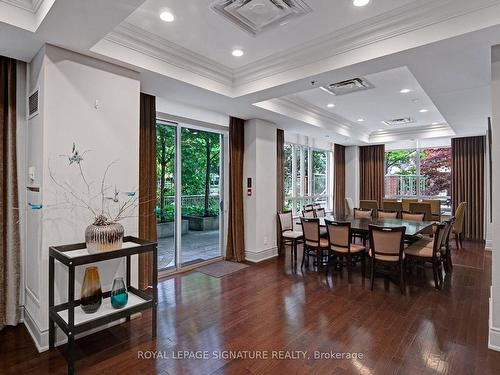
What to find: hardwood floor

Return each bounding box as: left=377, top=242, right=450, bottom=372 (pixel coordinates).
left=1, top=241, right=500, bottom=374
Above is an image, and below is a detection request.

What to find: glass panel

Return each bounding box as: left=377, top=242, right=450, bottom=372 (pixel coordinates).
left=295, top=145, right=302, bottom=198
left=156, top=123, right=176, bottom=271
left=420, top=147, right=452, bottom=214
left=180, top=128, right=222, bottom=266
left=312, top=150, right=327, bottom=196
left=284, top=144, right=293, bottom=198
left=384, top=149, right=418, bottom=197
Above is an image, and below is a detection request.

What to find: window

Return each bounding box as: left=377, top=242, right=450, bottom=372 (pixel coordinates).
left=283, top=143, right=332, bottom=215
left=384, top=146, right=451, bottom=214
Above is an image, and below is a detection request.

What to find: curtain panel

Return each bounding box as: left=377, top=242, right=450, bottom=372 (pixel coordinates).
left=451, top=136, right=485, bottom=240
left=138, top=93, right=157, bottom=289
left=0, top=56, right=21, bottom=328
left=359, top=145, right=385, bottom=209
left=226, top=117, right=245, bottom=262
left=276, top=129, right=285, bottom=252
left=334, top=144, right=346, bottom=218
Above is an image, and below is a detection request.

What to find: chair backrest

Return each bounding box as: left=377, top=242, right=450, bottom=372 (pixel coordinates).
left=360, top=200, right=379, bottom=210
left=325, top=220, right=351, bottom=251
left=453, top=202, right=467, bottom=233
left=402, top=211, right=425, bottom=221
left=354, top=208, right=373, bottom=219
left=315, top=207, right=326, bottom=218
left=409, top=202, right=432, bottom=221
left=378, top=210, right=398, bottom=219
left=383, top=201, right=403, bottom=214
left=312, top=203, right=322, bottom=209
left=345, top=197, right=355, bottom=217
left=430, top=223, right=447, bottom=258
left=303, top=204, right=314, bottom=212
left=301, top=217, right=320, bottom=246
left=303, top=210, right=315, bottom=218
left=444, top=217, right=456, bottom=247
left=422, top=199, right=441, bottom=216
left=402, top=198, right=418, bottom=212
left=277, top=211, right=293, bottom=232
left=369, top=225, right=406, bottom=259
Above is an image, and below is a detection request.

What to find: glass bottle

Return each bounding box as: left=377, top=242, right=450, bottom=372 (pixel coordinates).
left=80, top=267, right=102, bottom=314
left=111, top=277, right=128, bottom=309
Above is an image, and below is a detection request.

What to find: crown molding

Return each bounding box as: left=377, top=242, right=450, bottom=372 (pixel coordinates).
left=369, top=123, right=455, bottom=143
left=1, top=0, right=43, bottom=13
left=104, top=22, right=233, bottom=87
left=232, top=0, right=500, bottom=86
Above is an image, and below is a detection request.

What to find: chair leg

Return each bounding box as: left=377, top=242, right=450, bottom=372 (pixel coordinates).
left=432, top=262, right=440, bottom=289
left=301, top=247, right=306, bottom=269
left=459, top=234, right=464, bottom=249
left=455, top=233, right=460, bottom=250
left=361, top=254, right=366, bottom=279
left=438, top=262, right=444, bottom=288
left=447, top=245, right=453, bottom=271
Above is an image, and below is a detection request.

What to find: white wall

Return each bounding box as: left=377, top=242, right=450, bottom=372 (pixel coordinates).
left=345, top=146, right=360, bottom=209
left=489, top=56, right=500, bottom=351
left=243, top=119, right=278, bottom=262
left=23, top=45, right=140, bottom=351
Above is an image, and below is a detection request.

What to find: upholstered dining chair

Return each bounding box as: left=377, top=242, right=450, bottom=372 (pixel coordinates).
left=382, top=201, right=403, bottom=216
left=359, top=200, right=379, bottom=211
left=440, top=217, right=456, bottom=273
left=354, top=208, right=373, bottom=219
left=325, top=220, right=366, bottom=282
left=315, top=207, right=326, bottom=218
left=402, top=212, right=425, bottom=221
left=404, top=222, right=448, bottom=289
left=369, top=225, right=407, bottom=295
left=378, top=210, right=398, bottom=219
left=453, top=202, right=467, bottom=249
left=303, top=204, right=314, bottom=212
left=277, top=211, right=303, bottom=264
left=422, top=199, right=442, bottom=221
left=402, top=198, right=418, bottom=212
left=302, top=210, right=316, bottom=218
left=300, top=217, right=329, bottom=270
left=409, top=202, right=432, bottom=221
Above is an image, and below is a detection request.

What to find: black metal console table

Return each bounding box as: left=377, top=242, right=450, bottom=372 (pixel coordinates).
left=49, top=236, right=158, bottom=375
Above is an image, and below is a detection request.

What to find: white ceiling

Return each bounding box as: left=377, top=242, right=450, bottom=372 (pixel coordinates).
left=1, top=0, right=500, bottom=145
left=124, top=0, right=418, bottom=69
left=289, top=66, right=448, bottom=133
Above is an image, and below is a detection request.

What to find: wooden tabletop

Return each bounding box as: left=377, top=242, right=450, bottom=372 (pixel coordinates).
left=297, top=216, right=436, bottom=236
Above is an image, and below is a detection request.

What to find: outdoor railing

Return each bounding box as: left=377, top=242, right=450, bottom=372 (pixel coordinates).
left=385, top=174, right=427, bottom=197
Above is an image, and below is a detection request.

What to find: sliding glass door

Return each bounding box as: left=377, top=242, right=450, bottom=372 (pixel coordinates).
left=155, top=121, right=224, bottom=273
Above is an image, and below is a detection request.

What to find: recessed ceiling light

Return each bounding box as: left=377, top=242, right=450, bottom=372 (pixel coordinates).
left=160, top=11, right=175, bottom=22
left=327, top=103, right=335, bottom=108
left=432, top=122, right=439, bottom=125
left=353, top=0, right=370, bottom=7
left=419, top=109, right=429, bottom=113
left=377, top=129, right=384, bottom=131
left=232, top=49, right=244, bottom=57
left=357, top=118, right=365, bottom=122
left=400, top=88, right=412, bottom=94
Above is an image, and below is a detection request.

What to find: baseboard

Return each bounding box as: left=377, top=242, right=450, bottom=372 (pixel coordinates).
left=485, top=239, right=493, bottom=251
left=489, top=290, right=500, bottom=351
left=245, top=246, right=278, bottom=263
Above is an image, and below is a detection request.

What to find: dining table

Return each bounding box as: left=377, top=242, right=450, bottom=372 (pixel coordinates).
left=296, top=216, right=436, bottom=237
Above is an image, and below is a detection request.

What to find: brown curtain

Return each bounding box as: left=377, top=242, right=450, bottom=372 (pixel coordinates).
left=276, top=129, right=285, bottom=252
left=0, top=56, right=21, bottom=328
left=138, top=93, right=157, bottom=289
left=334, top=144, right=346, bottom=217
left=359, top=145, right=385, bottom=208
left=226, top=117, right=245, bottom=262
left=451, top=136, right=485, bottom=240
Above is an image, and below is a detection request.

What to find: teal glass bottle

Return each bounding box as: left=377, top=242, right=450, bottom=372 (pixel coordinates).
left=110, top=277, right=128, bottom=309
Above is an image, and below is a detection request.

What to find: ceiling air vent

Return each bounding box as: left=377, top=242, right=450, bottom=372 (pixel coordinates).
left=382, top=117, right=414, bottom=126
left=320, top=78, right=374, bottom=96
left=210, top=0, right=312, bottom=36
left=28, top=88, right=39, bottom=119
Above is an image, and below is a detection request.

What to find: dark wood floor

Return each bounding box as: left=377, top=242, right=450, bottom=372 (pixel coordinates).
left=1, top=241, right=500, bottom=375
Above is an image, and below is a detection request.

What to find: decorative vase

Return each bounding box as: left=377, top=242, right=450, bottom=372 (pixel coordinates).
left=80, top=266, right=102, bottom=314
left=85, top=215, right=124, bottom=254
left=111, top=277, right=128, bottom=309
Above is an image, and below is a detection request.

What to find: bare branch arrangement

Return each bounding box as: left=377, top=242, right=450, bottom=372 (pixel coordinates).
left=49, top=143, right=138, bottom=225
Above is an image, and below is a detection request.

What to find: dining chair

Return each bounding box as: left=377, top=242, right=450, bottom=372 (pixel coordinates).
left=359, top=200, right=379, bottom=210
left=404, top=222, right=447, bottom=289
left=354, top=208, right=373, bottom=219
left=315, top=207, right=326, bottom=218
left=345, top=197, right=355, bottom=217
left=277, top=211, right=304, bottom=264
left=369, top=225, right=407, bottom=295
left=402, top=211, right=425, bottom=221
left=441, top=217, right=456, bottom=273
left=453, top=202, right=467, bottom=249
left=402, top=198, right=418, bottom=212
left=325, top=220, right=366, bottom=282
left=378, top=210, right=398, bottom=219
left=382, top=201, right=403, bottom=216
left=422, top=199, right=442, bottom=221
left=409, top=202, right=432, bottom=221
left=302, top=210, right=316, bottom=218
left=300, top=217, right=329, bottom=270
left=303, top=204, right=314, bottom=212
